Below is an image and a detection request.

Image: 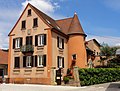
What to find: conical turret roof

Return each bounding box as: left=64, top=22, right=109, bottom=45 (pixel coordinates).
left=67, top=13, right=86, bottom=36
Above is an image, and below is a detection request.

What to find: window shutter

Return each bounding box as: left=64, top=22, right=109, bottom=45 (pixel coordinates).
left=31, top=56, right=33, bottom=67
left=62, top=39, right=64, bottom=49
left=26, top=37, right=28, bottom=45
left=14, top=57, right=20, bottom=68
left=35, top=55, right=37, bottom=67
left=13, top=39, right=15, bottom=49
left=23, top=56, right=26, bottom=67
left=62, top=57, right=64, bottom=68
left=44, top=34, right=46, bottom=45
left=20, top=38, right=22, bottom=47
left=35, top=35, right=38, bottom=46
left=30, top=36, right=32, bottom=45
left=57, top=56, right=59, bottom=68
left=57, top=37, right=59, bottom=48
left=43, top=55, right=46, bottom=67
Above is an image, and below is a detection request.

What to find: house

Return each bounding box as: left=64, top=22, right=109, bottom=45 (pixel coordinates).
left=8, top=3, right=87, bottom=84
left=0, top=49, right=8, bottom=83
left=86, top=39, right=101, bottom=67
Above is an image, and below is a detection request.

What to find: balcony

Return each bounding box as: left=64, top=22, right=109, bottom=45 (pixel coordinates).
left=20, top=45, right=34, bottom=53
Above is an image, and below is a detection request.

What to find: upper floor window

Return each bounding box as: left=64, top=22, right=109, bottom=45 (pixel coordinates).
left=28, top=9, right=31, bottom=16
left=26, top=36, right=32, bottom=45
left=57, top=56, right=64, bottom=68
left=33, top=18, right=38, bottom=27
left=14, top=57, right=20, bottom=68
left=72, top=54, right=76, bottom=60
left=57, top=37, right=64, bottom=49
left=35, top=34, right=46, bottom=46
left=13, top=38, right=22, bottom=49
left=21, top=20, right=26, bottom=29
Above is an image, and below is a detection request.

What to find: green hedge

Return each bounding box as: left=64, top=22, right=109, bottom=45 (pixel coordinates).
left=79, top=68, right=120, bottom=86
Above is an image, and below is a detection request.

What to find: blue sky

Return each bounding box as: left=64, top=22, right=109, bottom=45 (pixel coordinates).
left=0, top=0, right=120, bottom=48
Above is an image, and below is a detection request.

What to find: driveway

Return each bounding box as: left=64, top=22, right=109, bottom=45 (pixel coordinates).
left=0, top=82, right=120, bottom=91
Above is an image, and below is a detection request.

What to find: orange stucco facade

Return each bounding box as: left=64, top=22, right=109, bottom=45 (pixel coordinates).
left=8, top=3, right=87, bottom=84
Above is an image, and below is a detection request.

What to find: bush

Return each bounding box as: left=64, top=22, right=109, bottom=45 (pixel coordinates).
left=63, top=76, right=69, bottom=84
left=79, top=68, right=120, bottom=86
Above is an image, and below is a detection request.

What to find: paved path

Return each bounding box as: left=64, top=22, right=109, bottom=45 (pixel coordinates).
left=0, top=82, right=120, bottom=91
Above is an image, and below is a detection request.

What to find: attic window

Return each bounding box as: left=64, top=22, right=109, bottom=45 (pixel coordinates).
left=46, top=19, right=51, bottom=24
left=28, top=9, right=31, bottom=16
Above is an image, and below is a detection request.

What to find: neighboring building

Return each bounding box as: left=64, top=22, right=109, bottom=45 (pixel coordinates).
left=8, top=3, right=87, bottom=84
left=0, top=49, right=8, bottom=83
left=86, top=39, right=101, bottom=67
left=116, top=49, right=120, bottom=56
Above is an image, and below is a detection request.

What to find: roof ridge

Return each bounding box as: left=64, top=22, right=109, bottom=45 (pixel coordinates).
left=56, top=17, right=73, bottom=21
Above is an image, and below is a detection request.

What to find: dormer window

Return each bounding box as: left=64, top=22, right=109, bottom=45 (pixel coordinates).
left=28, top=9, right=31, bottom=16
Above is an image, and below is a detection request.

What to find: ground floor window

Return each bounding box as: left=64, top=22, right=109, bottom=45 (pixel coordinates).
left=36, top=55, right=46, bottom=67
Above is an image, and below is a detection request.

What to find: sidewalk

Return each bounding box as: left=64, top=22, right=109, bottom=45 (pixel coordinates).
left=0, top=81, right=120, bottom=91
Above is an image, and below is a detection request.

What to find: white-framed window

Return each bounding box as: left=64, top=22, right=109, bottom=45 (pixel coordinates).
left=57, top=37, right=64, bottom=49
left=72, top=54, right=77, bottom=60
left=26, top=56, right=32, bottom=67
left=59, top=38, right=62, bottom=49
left=37, top=55, right=44, bottom=67
left=38, top=35, right=44, bottom=46
left=58, top=56, right=64, bottom=68
left=15, top=38, right=20, bottom=48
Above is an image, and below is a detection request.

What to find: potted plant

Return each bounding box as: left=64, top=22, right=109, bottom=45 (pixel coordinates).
left=63, top=76, right=69, bottom=84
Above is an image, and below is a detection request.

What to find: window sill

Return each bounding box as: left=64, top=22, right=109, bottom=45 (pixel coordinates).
left=27, top=15, right=32, bottom=17
left=33, top=25, right=38, bottom=28
left=37, top=46, right=44, bottom=50
left=21, top=28, right=26, bottom=30
left=14, top=48, right=20, bottom=52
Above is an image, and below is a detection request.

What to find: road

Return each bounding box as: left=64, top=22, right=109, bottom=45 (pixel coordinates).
left=0, top=82, right=120, bottom=91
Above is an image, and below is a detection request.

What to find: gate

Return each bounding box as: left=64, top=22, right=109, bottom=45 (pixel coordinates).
left=56, top=68, right=62, bottom=85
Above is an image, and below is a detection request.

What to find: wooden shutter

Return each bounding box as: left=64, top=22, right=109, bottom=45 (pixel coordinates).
left=44, top=34, right=46, bottom=45
left=23, top=56, right=26, bottom=67
left=35, top=55, right=37, bottom=67
left=62, top=57, right=64, bottom=68
left=31, top=56, right=33, bottom=67
left=14, top=57, right=20, bottom=68
left=26, top=37, right=29, bottom=45
left=13, top=39, right=15, bottom=49
left=30, top=36, right=32, bottom=45
left=20, top=38, right=22, bottom=47
left=57, top=56, right=59, bottom=68
left=62, top=39, right=64, bottom=49
left=35, top=35, right=38, bottom=46
left=43, top=55, right=46, bottom=67
left=57, top=37, right=59, bottom=48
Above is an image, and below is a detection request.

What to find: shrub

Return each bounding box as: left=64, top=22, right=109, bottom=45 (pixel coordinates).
left=63, top=76, right=69, bottom=84
left=79, top=68, right=120, bottom=86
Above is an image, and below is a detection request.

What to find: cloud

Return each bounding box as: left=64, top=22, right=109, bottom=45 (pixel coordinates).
left=21, top=0, right=64, bottom=19
left=86, top=35, right=120, bottom=46
left=103, top=0, right=120, bottom=11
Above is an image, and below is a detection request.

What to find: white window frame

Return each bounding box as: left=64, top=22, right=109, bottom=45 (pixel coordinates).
left=37, top=55, right=44, bottom=67
left=26, top=56, right=31, bottom=67
left=58, top=57, right=63, bottom=68
left=15, top=38, right=20, bottom=48
left=38, top=35, right=44, bottom=46
left=59, top=38, right=62, bottom=49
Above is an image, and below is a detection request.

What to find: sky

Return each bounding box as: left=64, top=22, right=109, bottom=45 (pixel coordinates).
left=0, top=0, right=120, bottom=48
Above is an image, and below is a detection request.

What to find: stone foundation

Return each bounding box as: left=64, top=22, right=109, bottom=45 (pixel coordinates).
left=9, top=78, right=51, bottom=85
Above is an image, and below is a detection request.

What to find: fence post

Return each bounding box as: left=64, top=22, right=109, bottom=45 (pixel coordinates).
left=73, top=66, right=80, bottom=86
left=51, top=67, right=57, bottom=85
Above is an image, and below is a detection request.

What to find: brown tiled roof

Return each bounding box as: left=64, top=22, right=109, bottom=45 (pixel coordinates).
left=56, top=18, right=73, bottom=34
left=0, top=49, right=8, bottom=64
left=30, top=4, right=86, bottom=36
left=8, top=3, right=86, bottom=37
left=86, top=39, right=101, bottom=47
left=67, top=13, right=85, bottom=35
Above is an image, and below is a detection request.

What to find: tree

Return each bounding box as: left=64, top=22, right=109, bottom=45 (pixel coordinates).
left=99, top=43, right=118, bottom=66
